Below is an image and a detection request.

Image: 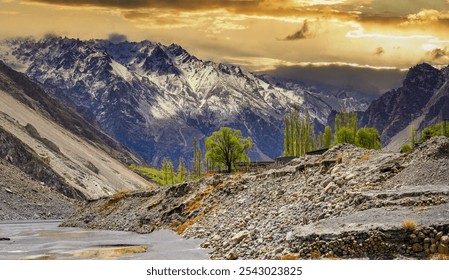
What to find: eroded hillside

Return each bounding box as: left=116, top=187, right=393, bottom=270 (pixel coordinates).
left=63, top=137, right=449, bottom=259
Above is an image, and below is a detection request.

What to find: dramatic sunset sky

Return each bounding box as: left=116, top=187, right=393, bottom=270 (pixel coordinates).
left=1, top=0, right=449, bottom=95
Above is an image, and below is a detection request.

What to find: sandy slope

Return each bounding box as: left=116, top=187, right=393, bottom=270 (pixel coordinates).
left=0, top=90, right=154, bottom=199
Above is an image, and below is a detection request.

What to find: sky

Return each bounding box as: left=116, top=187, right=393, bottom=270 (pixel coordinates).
left=1, top=0, right=449, bottom=96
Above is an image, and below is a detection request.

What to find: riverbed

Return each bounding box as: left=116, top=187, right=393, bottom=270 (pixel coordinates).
left=0, top=220, right=210, bottom=260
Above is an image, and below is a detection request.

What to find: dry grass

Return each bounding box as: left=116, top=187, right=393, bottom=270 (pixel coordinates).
left=336, top=153, right=343, bottom=164
left=280, top=255, right=299, bottom=260
left=402, top=219, right=417, bottom=230
left=359, top=154, right=370, bottom=161
left=431, top=253, right=449, bottom=260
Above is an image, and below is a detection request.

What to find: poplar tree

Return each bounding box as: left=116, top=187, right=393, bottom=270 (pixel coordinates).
left=177, top=157, right=187, bottom=182
left=193, top=137, right=203, bottom=178
left=323, top=125, right=332, bottom=148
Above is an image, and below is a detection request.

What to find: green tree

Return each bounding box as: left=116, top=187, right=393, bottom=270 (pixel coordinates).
left=411, top=124, right=417, bottom=148
left=205, top=127, right=252, bottom=173
left=284, top=116, right=291, bottom=156
left=193, top=137, right=203, bottom=178
left=356, top=127, right=382, bottom=150
left=334, top=127, right=356, bottom=145
left=177, top=157, right=187, bottom=182
left=161, top=157, right=174, bottom=185
left=323, top=125, right=332, bottom=148
left=335, top=111, right=357, bottom=140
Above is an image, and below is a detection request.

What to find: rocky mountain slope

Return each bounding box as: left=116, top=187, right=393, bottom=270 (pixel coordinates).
left=360, top=63, right=449, bottom=147
left=0, top=61, right=153, bottom=202
left=0, top=157, right=77, bottom=220
left=0, top=36, right=367, bottom=164
left=63, top=137, right=449, bottom=260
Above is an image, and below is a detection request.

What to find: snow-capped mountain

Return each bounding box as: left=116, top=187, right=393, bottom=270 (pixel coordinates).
left=0, top=36, right=366, bottom=164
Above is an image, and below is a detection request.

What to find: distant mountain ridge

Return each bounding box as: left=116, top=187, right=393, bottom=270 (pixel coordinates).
left=0, top=36, right=368, bottom=164
left=360, top=63, right=449, bottom=147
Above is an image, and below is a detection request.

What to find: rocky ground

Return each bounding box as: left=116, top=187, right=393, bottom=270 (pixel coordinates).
left=63, top=137, right=449, bottom=260
left=0, top=158, right=78, bottom=220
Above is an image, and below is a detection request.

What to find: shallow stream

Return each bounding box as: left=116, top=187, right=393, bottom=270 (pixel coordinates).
left=0, top=220, right=210, bottom=260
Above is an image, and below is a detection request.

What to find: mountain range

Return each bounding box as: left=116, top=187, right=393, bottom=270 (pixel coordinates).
left=0, top=36, right=448, bottom=165
left=0, top=36, right=367, bottom=165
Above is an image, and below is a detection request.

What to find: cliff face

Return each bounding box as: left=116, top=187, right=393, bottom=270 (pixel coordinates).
left=0, top=60, right=154, bottom=203
left=360, top=63, right=447, bottom=145
left=63, top=137, right=449, bottom=260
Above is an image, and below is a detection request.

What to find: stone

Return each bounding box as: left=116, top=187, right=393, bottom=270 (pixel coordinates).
left=4, top=188, right=13, bottom=194
left=212, top=234, right=221, bottom=241
left=345, top=173, right=357, bottom=180
left=324, top=182, right=338, bottom=194
left=0, top=237, right=11, bottom=241
left=438, top=244, right=449, bottom=254
left=231, top=230, right=250, bottom=245
left=226, top=249, right=239, bottom=260
left=430, top=244, right=438, bottom=254
left=286, top=231, right=295, bottom=242
left=436, top=232, right=443, bottom=240
left=412, top=243, right=423, bottom=252
left=440, top=236, right=449, bottom=245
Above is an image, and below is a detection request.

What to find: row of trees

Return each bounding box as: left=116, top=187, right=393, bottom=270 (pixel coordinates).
left=153, top=128, right=253, bottom=184
left=402, top=120, right=449, bottom=153
left=283, top=110, right=381, bottom=156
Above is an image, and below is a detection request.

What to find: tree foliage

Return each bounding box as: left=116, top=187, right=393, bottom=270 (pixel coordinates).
left=193, top=137, right=203, bottom=178
left=421, top=121, right=449, bottom=142
left=401, top=143, right=412, bottom=154
left=283, top=111, right=315, bottom=156
left=334, top=127, right=356, bottom=145
left=356, top=127, right=381, bottom=150
left=205, top=127, right=252, bottom=173
left=161, top=157, right=174, bottom=185
left=323, top=125, right=332, bottom=148
left=177, top=157, right=187, bottom=182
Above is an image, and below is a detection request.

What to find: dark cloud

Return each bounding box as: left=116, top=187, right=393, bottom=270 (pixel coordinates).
left=262, top=64, right=406, bottom=98
left=428, top=48, right=449, bottom=60
left=28, top=0, right=263, bottom=11
left=108, top=33, right=128, bottom=43
left=281, top=20, right=312, bottom=41
left=374, top=47, right=385, bottom=55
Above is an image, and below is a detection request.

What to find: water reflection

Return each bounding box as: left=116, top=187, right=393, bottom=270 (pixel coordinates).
left=0, top=220, right=210, bottom=260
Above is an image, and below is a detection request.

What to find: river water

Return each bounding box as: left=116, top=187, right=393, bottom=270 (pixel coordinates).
left=0, top=220, right=210, bottom=260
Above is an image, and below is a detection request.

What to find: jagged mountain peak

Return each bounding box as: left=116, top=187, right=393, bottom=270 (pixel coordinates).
left=0, top=36, right=367, bottom=164
left=403, top=63, right=445, bottom=91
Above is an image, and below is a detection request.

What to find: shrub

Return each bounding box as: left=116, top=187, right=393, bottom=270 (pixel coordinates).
left=402, top=219, right=417, bottom=230
left=401, top=144, right=412, bottom=154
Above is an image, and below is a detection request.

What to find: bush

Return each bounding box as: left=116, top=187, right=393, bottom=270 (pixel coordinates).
left=402, top=219, right=417, bottom=230
left=401, top=144, right=412, bottom=154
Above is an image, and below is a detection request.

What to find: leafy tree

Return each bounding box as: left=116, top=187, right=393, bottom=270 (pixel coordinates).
left=421, top=122, right=449, bottom=141
left=177, top=157, right=187, bottom=182
left=334, top=127, right=356, bottom=145
left=356, top=127, right=382, bottom=150
left=205, top=127, right=252, bottom=173
left=335, top=111, right=357, bottom=137
left=284, top=116, right=291, bottom=156
left=161, top=157, right=174, bottom=185
left=193, top=137, right=204, bottom=178
left=323, top=125, right=332, bottom=148
left=411, top=124, right=417, bottom=148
